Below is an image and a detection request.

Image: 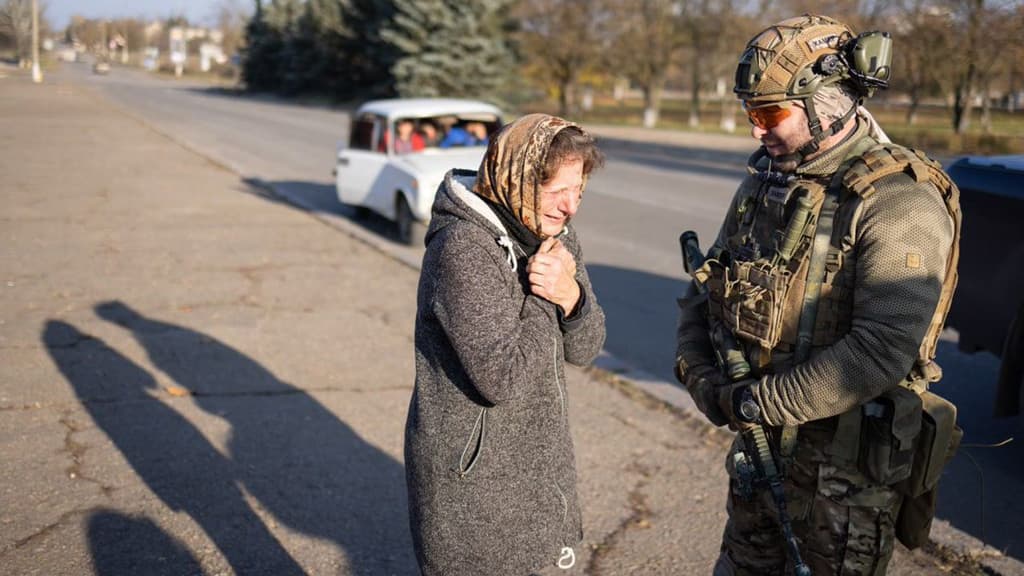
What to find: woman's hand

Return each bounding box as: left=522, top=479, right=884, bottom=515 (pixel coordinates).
left=527, top=237, right=580, bottom=315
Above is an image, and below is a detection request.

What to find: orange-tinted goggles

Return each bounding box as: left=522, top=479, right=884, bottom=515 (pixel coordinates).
left=744, top=101, right=795, bottom=129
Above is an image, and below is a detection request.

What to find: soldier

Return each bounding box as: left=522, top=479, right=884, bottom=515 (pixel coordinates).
left=675, top=14, right=962, bottom=575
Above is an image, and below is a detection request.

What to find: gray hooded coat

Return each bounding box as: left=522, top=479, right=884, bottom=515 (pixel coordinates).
left=405, top=169, right=606, bottom=575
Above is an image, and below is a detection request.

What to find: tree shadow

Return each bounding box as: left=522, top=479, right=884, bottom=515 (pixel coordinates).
left=240, top=178, right=402, bottom=244
left=45, top=302, right=417, bottom=575
left=87, top=509, right=203, bottom=576
left=179, top=86, right=357, bottom=114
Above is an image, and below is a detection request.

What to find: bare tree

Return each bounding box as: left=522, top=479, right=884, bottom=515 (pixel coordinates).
left=607, top=0, right=685, bottom=127
left=947, top=0, right=985, bottom=134
left=0, top=0, right=42, bottom=65
left=517, top=0, right=607, bottom=117
left=676, top=0, right=744, bottom=127
left=215, top=0, right=250, bottom=58
left=891, top=0, right=953, bottom=125
left=66, top=15, right=105, bottom=52
left=1007, top=5, right=1024, bottom=112
left=970, top=3, right=1022, bottom=132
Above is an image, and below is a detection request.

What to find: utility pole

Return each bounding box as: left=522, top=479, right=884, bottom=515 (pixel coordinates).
left=31, top=0, right=42, bottom=83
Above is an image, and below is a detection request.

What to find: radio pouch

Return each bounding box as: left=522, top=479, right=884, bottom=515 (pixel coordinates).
left=894, top=390, right=962, bottom=549
left=858, top=386, right=921, bottom=485
left=897, top=390, right=961, bottom=498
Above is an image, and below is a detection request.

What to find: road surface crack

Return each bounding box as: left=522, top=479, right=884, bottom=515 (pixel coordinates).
left=59, top=411, right=113, bottom=497
left=585, top=461, right=655, bottom=575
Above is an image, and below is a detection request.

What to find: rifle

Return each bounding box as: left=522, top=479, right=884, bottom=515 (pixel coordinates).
left=680, top=231, right=811, bottom=576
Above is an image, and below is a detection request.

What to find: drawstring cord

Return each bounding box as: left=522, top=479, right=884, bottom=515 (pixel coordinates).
left=558, top=547, right=576, bottom=569
left=497, top=236, right=518, bottom=271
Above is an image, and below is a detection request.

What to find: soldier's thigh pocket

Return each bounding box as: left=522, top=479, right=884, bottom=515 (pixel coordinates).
left=804, top=466, right=900, bottom=576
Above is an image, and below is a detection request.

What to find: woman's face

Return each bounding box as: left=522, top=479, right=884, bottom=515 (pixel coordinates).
left=537, top=158, right=584, bottom=237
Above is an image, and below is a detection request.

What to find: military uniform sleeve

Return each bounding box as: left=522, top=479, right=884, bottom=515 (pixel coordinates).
left=559, top=228, right=606, bottom=366
left=753, top=176, right=954, bottom=426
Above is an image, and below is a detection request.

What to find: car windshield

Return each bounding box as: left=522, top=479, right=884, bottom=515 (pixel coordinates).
left=388, top=114, right=501, bottom=155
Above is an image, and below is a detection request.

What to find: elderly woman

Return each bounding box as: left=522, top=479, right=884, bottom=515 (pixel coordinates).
left=405, top=114, right=606, bottom=575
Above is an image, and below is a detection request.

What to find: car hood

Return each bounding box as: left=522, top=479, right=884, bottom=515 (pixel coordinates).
left=396, top=148, right=486, bottom=179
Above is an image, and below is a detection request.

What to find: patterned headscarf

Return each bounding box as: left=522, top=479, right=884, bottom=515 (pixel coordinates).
left=473, top=113, right=585, bottom=239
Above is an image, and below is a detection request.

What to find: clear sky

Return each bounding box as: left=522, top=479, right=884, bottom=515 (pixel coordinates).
left=46, top=0, right=236, bottom=29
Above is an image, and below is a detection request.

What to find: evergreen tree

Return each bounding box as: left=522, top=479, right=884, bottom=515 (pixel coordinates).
left=242, top=0, right=398, bottom=99
left=278, top=0, right=318, bottom=94
left=241, top=0, right=285, bottom=91
left=381, top=0, right=515, bottom=101
left=266, top=0, right=302, bottom=88
left=305, top=0, right=356, bottom=99
left=342, top=0, right=398, bottom=98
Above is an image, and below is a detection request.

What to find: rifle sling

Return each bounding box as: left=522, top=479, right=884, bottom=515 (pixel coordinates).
left=784, top=142, right=872, bottom=458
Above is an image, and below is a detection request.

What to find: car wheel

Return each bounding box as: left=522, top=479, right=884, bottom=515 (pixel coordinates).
left=395, top=194, right=425, bottom=246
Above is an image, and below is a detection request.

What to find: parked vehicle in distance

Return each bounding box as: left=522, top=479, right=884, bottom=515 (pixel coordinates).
left=944, top=155, right=1024, bottom=416
left=335, top=98, right=503, bottom=245
left=92, top=60, right=110, bottom=75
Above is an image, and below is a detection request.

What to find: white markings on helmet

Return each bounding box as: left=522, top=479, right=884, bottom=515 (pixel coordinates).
left=807, top=34, right=840, bottom=52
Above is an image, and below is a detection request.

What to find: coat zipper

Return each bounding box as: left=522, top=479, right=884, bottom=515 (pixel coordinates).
left=553, top=337, right=565, bottom=420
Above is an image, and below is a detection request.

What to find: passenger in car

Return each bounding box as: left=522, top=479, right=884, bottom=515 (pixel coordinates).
left=380, top=119, right=425, bottom=154
left=419, top=120, right=442, bottom=147
left=439, top=121, right=489, bottom=148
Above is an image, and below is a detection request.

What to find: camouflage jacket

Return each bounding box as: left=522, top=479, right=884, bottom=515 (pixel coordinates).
left=677, top=121, right=956, bottom=427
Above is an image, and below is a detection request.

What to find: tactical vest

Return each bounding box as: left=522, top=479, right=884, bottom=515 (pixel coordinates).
left=701, top=139, right=961, bottom=379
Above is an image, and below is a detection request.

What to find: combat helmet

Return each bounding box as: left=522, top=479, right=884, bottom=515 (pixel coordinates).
left=735, top=14, right=892, bottom=158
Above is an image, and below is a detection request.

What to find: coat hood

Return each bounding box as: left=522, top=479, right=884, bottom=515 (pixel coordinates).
left=427, top=169, right=521, bottom=270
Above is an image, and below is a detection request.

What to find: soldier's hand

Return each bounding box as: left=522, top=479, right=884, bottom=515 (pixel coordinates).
left=682, top=364, right=730, bottom=427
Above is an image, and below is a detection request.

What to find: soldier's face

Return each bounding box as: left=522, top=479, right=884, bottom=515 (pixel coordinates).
left=748, top=101, right=812, bottom=161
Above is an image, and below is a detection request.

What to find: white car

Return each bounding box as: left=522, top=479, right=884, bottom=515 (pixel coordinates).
left=335, top=98, right=503, bottom=245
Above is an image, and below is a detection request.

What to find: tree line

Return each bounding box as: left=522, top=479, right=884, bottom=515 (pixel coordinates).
left=11, top=0, right=1022, bottom=133
left=239, top=0, right=1024, bottom=133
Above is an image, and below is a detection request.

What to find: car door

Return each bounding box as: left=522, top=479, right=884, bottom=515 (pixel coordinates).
left=336, top=114, right=389, bottom=211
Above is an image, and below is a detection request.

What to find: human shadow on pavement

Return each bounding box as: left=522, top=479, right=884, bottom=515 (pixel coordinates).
left=92, top=300, right=417, bottom=575
left=88, top=509, right=203, bottom=576
left=44, top=303, right=417, bottom=575
left=43, top=320, right=307, bottom=575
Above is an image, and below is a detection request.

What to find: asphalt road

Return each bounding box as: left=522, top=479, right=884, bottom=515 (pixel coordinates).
left=64, top=61, right=1023, bottom=564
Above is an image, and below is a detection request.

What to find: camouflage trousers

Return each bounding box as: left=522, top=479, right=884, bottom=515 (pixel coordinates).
left=714, top=423, right=903, bottom=576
